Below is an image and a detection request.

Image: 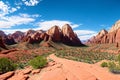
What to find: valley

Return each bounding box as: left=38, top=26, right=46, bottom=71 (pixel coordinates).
left=0, top=21, right=120, bottom=80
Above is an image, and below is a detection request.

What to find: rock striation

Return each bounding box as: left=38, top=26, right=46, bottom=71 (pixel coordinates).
left=0, top=24, right=83, bottom=46
left=87, top=20, right=120, bottom=44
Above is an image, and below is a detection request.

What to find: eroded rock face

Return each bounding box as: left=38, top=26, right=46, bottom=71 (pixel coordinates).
left=0, top=24, right=83, bottom=46
left=46, top=26, right=62, bottom=42
left=87, top=20, right=120, bottom=44
left=62, top=24, right=82, bottom=46
left=109, top=20, right=120, bottom=32
left=116, top=28, right=120, bottom=43
left=10, top=31, right=24, bottom=43
left=0, top=31, right=16, bottom=45
left=0, top=36, right=8, bottom=50
left=0, top=30, right=6, bottom=37
left=88, top=29, right=108, bottom=44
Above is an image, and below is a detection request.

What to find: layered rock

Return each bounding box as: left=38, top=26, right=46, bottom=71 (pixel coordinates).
left=62, top=24, right=82, bottom=46
left=109, top=20, right=120, bottom=32
left=87, top=20, right=120, bottom=44
left=0, top=24, right=83, bottom=46
left=9, top=31, right=24, bottom=43
left=0, top=30, right=6, bottom=37
left=21, top=24, right=83, bottom=46
left=46, top=25, right=62, bottom=42
left=0, top=36, right=8, bottom=50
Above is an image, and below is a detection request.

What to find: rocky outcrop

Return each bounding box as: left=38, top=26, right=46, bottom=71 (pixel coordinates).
left=46, top=25, right=62, bottom=42
left=62, top=24, right=82, bottom=46
left=0, top=31, right=16, bottom=45
left=0, top=36, right=8, bottom=50
left=109, top=20, right=120, bottom=32
left=23, top=24, right=83, bottom=46
left=88, top=29, right=108, bottom=44
left=0, top=30, right=6, bottom=37
left=9, top=31, right=24, bottom=43
left=45, top=24, right=82, bottom=46
left=87, top=20, right=120, bottom=44
left=0, top=24, right=83, bottom=46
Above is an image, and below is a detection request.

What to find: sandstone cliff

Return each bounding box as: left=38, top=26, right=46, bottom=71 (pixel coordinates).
left=87, top=20, right=120, bottom=44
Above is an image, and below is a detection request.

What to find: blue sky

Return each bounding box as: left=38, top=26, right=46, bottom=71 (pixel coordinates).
left=0, top=0, right=120, bottom=40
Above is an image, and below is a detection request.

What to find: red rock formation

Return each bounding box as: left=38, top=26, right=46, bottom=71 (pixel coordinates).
left=87, top=20, right=120, bottom=44
left=10, top=31, right=24, bottom=43
left=0, top=30, right=6, bottom=37
left=88, top=29, right=108, bottom=44
left=25, top=30, right=36, bottom=37
left=0, top=36, right=8, bottom=50
left=0, top=24, right=83, bottom=46
left=22, top=24, right=83, bottom=46
left=116, top=28, right=120, bottom=43
left=62, top=24, right=82, bottom=46
left=109, top=20, right=120, bottom=32
left=46, top=25, right=62, bottom=42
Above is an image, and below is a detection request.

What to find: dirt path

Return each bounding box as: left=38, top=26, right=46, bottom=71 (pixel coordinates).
left=29, top=54, right=120, bottom=80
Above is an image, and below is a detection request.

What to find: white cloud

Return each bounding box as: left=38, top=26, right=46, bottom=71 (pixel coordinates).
left=22, top=0, right=41, bottom=6
left=9, top=8, right=17, bottom=13
left=0, top=14, right=36, bottom=28
left=37, top=20, right=81, bottom=30
left=74, top=30, right=97, bottom=41
left=0, top=1, right=19, bottom=17
left=0, top=1, right=9, bottom=17
left=2, top=28, right=29, bottom=34
left=16, top=6, right=21, bottom=9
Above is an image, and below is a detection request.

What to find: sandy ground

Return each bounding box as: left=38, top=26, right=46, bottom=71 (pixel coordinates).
left=29, top=54, right=120, bottom=80
left=1, top=54, right=120, bottom=80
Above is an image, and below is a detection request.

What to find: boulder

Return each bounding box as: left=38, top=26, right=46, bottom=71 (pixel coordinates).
left=0, top=71, right=14, bottom=80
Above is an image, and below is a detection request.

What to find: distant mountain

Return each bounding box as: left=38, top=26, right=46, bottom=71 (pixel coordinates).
left=0, top=36, right=8, bottom=50
left=87, top=20, right=120, bottom=44
left=0, top=24, right=83, bottom=46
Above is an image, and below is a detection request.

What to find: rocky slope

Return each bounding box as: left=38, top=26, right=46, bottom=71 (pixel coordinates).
left=87, top=20, right=120, bottom=44
left=109, top=20, right=120, bottom=32
left=0, top=24, right=83, bottom=46
left=0, top=36, right=8, bottom=50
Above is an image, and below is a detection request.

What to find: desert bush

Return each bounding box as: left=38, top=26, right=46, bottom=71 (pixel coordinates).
left=16, top=62, right=28, bottom=69
left=108, top=61, right=120, bottom=74
left=101, top=62, right=108, bottom=67
left=117, top=54, right=120, bottom=64
left=29, top=56, right=47, bottom=69
left=0, top=58, right=16, bottom=74
left=55, top=48, right=116, bottom=64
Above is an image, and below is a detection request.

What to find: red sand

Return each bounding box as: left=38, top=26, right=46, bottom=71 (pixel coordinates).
left=29, top=54, right=120, bottom=80
left=1, top=54, right=120, bottom=80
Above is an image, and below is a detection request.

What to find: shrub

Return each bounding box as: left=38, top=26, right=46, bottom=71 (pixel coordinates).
left=0, top=58, right=16, bottom=74
left=101, top=62, right=108, bottom=67
left=108, top=61, right=120, bottom=74
left=29, top=56, right=47, bottom=69
left=117, top=54, right=120, bottom=64
left=16, top=62, right=28, bottom=69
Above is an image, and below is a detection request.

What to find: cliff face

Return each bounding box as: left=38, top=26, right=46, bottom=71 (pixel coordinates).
left=0, top=24, right=83, bottom=46
left=109, top=20, right=120, bottom=32
left=87, top=20, right=120, bottom=44
left=46, top=25, right=62, bottom=42
left=61, top=24, right=82, bottom=46
left=0, top=36, right=8, bottom=50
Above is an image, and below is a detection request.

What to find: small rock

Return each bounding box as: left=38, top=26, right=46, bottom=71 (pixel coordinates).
left=8, top=74, right=29, bottom=80
left=0, top=71, right=14, bottom=80
left=31, top=69, right=41, bottom=74
left=48, top=62, right=56, bottom=66
left=21, top=68, right=32, bottom=75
